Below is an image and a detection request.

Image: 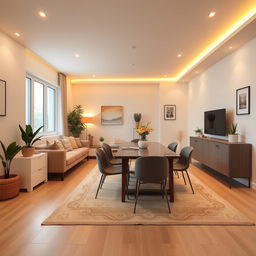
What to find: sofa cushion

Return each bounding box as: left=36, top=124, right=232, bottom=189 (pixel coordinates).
left=75, top=138, right=83, bottom=148
left=56, top=140, right=65, bottom=150
left=69, top=136, right=78, bottom=149
left=66, top=148, right=89, bottom=166
left=61, top=138, right=73, bottom=151
left=46, top=140, right=60, bottom=150
left=74, top=147, right=89, bottom=158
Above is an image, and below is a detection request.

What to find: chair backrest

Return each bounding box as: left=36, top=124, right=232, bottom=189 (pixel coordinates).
left=168, top=142, right=178, bottom=152
left=131, top=139, right=139, bottom=143
left=135, top=156, right=169, bottom=183
left=179, top=146, right=193, bottom=169
left=95, top=148, right=110, bottom=174
left=102, top=143, right=113, bottom=160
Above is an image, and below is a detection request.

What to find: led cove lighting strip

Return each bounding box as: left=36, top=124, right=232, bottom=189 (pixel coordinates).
left=71, top=7, right=256, bottom=84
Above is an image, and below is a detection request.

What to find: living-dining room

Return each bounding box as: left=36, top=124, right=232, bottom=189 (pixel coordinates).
left=1, top=0, right=256, bottom=255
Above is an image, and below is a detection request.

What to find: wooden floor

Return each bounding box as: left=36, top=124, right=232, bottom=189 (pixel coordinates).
left=1, top=159, right=256, bottom=256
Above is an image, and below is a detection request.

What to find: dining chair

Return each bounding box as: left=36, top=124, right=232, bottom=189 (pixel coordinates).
left=133, top=156, right=171, bottom=214
left=102, top=143, right=122, bottom=165
left=173, top=146, right=194, bottom=194
left=95, top=148, right=129, bottom=199
left=168, top=142, right=179, bottom=177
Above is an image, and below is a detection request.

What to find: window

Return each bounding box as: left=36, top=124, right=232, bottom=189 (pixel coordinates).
left=26, top=74, right=59, bottom=134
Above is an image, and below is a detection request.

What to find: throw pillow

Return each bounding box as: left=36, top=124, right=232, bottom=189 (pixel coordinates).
left=69, top=136, right=78, bottom=149
left=61, top=138, right=73, bottom=151
left=56, top=140, right=65, bottom=150
left=75, top=138, right=83, bottom=148
left=46, top=140, right=60, bottom=150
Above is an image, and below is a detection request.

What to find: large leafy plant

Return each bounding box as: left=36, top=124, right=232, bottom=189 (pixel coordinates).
left=0, top=141, right=22, bottom=179
left=67, top=105, right=85, bottom=137
left=19, top=125, right=43, bottom=148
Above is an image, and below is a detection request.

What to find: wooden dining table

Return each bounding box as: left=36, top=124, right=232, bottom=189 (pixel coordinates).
left=114, top=142, right=180, bottom=203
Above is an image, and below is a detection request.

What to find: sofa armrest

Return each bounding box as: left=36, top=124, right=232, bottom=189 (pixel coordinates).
left=37, top=149, right=66, bottom=173
left=80, top=140, right=89, bottom=147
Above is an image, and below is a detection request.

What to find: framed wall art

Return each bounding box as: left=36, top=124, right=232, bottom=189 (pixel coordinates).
left=0, top=79, right=6, bottom=116
left=101, top=106, right=123, bottom=125
left=164, top=105, right=176, bottom=120
left=236, top=86, right=250, bottom=115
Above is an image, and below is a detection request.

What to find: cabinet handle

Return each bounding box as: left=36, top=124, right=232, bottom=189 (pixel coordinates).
left=215, top=145, right=219, bottom=148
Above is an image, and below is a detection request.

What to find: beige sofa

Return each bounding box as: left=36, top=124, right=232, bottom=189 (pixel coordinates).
left=36, top=136, right=89, bottom=180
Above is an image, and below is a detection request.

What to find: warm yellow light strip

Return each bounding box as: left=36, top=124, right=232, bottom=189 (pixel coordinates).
left=71, top=6, right=256, bottom=84
left=176, top=6, right=256, bottom=80
left=71, top=77, right=177, bottom=83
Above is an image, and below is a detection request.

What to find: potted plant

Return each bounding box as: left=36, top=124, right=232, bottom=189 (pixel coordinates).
left=134, top=113, right=142, bottom=128
left=228, top=123, right=239, bottom=143
left=19, top=125, right=43, bottom=157
left=136, top=123, right=153, bottom=149
left=0, top=141, right=22, bottom=200
left=99, top=137, right=104, bottom=146
left=67, top=105, right=86, bottom=137
left=194, top=127, right=203, bottom=137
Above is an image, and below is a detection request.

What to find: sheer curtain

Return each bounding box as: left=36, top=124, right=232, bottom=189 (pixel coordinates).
left=58, top=73, right=69, bottom=136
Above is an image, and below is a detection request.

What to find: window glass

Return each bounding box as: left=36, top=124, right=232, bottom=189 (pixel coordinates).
left=33, top=81, right=44, bottom=130
left=47, top=87, right=55, bottom=132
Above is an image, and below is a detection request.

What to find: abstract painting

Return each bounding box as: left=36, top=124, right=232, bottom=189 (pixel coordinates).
left=101, top=106, right=123, bottom=125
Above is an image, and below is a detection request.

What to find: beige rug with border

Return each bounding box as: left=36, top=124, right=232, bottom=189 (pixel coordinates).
left=42, top=166, right=254, bottom=226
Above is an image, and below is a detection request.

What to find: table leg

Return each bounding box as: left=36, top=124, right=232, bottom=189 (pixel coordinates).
left=168, top=158, right=174, bottom=202
left=122, top=158, right=129, bottom=202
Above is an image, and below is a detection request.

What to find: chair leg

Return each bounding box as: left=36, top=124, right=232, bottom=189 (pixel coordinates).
left=133, top=180, right=140, bottom=214
left=160, top=182, right=164, bottom=199
left=126, top=174, right=130, bottom=200
left=100, top=175, right=106, bottom=189
left=175, top=171, right=179, bottom=178
left=185, top=170, right=194, bottom=194
left=95, top=174, right=104, bottom=199
left=181, top=171, right=187, bottom=185
left=164, top=180, right=171, bottom=213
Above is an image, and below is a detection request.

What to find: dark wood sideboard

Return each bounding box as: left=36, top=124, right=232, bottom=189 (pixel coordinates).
left=190, top=136, right=252, bottom=187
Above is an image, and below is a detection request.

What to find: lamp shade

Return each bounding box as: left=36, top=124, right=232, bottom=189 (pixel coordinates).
left=81, top=116, right=94, bottom=124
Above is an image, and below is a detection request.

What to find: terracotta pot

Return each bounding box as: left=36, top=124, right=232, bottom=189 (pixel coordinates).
left=21, top=147, right=35, bottom=157
left=0, top=175, right=20, bottom=200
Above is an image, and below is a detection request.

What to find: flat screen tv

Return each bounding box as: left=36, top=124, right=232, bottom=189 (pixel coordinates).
left=204, top=109, right=226, bottom=136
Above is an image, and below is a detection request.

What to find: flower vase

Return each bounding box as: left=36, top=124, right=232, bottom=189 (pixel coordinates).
left=138, top=135, right=148, bottom=149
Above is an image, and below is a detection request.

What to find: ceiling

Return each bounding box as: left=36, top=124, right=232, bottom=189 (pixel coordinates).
left=0, top=0, right=256, bottom=81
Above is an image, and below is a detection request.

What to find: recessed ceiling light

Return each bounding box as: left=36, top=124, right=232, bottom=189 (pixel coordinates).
left=208, top=11, right=216, bottom=18
left=14, top=32, right=20, bottom=37
left=229, top=46, right=233, bottom=49
left=75, top=53, right=80, bottom=58
left=177, top=54, right=182, bottom=58
left=38, top=11, right=47, bottom=18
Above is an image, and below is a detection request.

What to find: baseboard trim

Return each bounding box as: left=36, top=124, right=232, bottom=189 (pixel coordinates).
left=251, top=181, right=256, bottom=190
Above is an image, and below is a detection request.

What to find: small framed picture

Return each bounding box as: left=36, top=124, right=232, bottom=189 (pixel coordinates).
left=164, top=105, right=176, bottom=120
left=0, top=79, right=6, bottom=116
left=236, top=86, right=250, bottom=115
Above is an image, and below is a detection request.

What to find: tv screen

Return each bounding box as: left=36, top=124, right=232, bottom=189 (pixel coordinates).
left=204, top=109, right=226, bottom=136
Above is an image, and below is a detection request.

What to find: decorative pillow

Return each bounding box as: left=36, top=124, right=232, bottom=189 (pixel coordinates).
left=61, top=138, right=73, bottom=151
left=75, top=138, right=83, bottom=148
left=69, top=136, right=78, bottom=149
left=55, top=140, right=65, bottom=150
left=46, top=140, right=60, bottom=150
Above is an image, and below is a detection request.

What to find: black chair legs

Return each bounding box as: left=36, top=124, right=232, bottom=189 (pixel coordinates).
left=133, top=180, right=140, bottom=213
left=95, top=174, right=104, bottom=199
left=163, top=181, right=171, bottom=213
left=185, top=170, right=194, bottom=194
left=181, top=171, right=187, bottom=185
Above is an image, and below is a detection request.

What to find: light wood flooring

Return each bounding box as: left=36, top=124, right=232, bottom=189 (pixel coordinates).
left=0, top=159, right=256, bottom=256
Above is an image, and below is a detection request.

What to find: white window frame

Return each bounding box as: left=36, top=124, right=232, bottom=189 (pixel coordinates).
left=26, top=73, right=60, bottom=136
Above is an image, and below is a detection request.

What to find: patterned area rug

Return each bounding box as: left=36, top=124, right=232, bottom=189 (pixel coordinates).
left=43, top=167, right=254, bottom=226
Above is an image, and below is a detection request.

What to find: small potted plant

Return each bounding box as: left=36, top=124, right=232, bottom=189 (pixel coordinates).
left=194, top=127, right=203, bottom=137
left=134, top=113, right=142, bottom=128
left=0, top=141, right=22, bottom=200
left=19, top=125, right=43, bottom=157
left=99, top=137, right=104, bottom=146
left=228, top=123, right=239, bottom=143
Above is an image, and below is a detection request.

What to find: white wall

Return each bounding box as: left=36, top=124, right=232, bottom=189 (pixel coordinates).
left=0, top=31, right=57, bottom=172
left=71, top=82, right=188, bottom=148
left=188, top=36, right=256, bottom=187
left=71, top=83, right=160, bottom=143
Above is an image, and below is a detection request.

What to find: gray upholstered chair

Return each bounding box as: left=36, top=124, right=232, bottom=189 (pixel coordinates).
left=102, top=143, right=122, bottom=165
left=95, top=148, right=123, bottom=199
left=133, top=156, right=171, bottom=214
left=173, top=146, right=194, bottom=194
left=168, top=142, right=178, bottom=152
